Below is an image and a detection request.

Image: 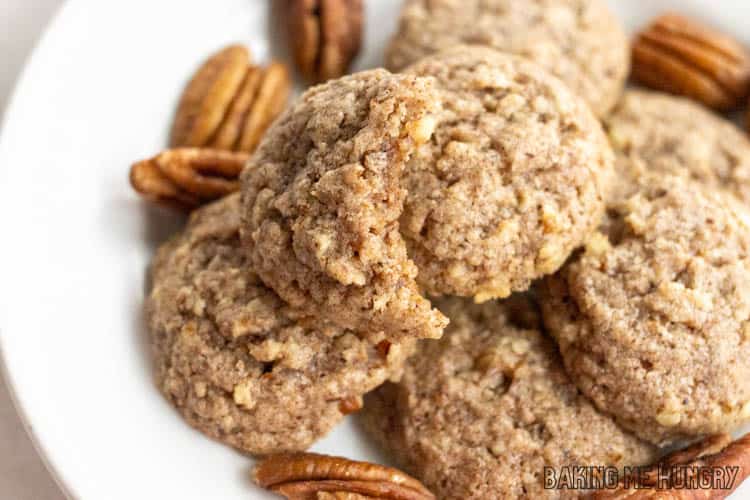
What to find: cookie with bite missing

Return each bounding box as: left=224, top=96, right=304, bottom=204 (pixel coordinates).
left=400, top=46, right=614, bottom=301
left=240, top=69, right=447, bottom=343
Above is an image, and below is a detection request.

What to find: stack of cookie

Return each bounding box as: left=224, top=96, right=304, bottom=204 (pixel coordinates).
left=143, top=0, right=750, bottom=498
left=148, top=69, right=446, bottom=454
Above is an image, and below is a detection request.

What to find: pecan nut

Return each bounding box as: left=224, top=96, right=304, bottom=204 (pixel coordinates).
left=209, top=62, right=264, bottom=151
left=317, top=493, right=375, bottom=499
left=287, top=0, right=363, bottom=83
left=254, top=453, right=435, bottom=500
left=592, top=433, right=750, bottom=499
left=170, top=45, right=251, bottom=148
left=632, top=13, right=750, bottom=110
left=129, top=148, right=249, bottom=211
left=129, top=159, right=199, bottom=211
left=235, top=62, right=292, bottom=153
left=170, top=44, right=291, bottom=152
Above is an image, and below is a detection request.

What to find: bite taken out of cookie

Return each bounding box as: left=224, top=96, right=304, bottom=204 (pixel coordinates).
left=240, top=69, right=449, bottom=345
left=400, top=46, right=614, bottom=302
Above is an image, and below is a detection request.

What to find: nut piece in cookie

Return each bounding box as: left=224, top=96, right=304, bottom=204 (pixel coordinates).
left=604, top=89, right=750, bottom=207
left=253, top=452, right=435, bottom=499
left=147, top=194, right=414, bottom=454
left=400, top=46, right=614, bottom=301
left=240, top=69, right=447, bottom=343
left=540, top=174, right=750, bottom=445
left=385, top=0, right=629, bottom=116
left=593, top=433, right=750, bottom=499
left=287, top=0, right=363, bottom=84
left=632, top=13, right=750, bottom=111
left=361, top=296, right=657, bottom=500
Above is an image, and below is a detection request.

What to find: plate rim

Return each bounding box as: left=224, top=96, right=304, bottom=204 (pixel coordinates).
left=0, top=0, right=76, bottom=497
left=1, top=1, right=749, bottom=499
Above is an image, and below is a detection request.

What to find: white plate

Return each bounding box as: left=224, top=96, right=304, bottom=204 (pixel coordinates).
left=1, top=1, right=750, bottom=498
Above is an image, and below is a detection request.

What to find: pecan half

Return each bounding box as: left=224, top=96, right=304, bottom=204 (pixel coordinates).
left=317, top=493, right=374, bottom=499
left=287, top=0, right=363, bottom=83
left=592, top=433, right=750, bottom=499
left=632, top=13, right=750, bottom=110
left=254, top=453, right=435, bottom=500
left=170, top=44, right=290, bottom=152
left=209, top=63, right=264, bottom=151
left=129, top=148, right=249, bottom=211
left=170, top=45, right=251, bottom=147
left=236, top=62, right=292, bottom=153
left=129, top=159, right=199, bottom=211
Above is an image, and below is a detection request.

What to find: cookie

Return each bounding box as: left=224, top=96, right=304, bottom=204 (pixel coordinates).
left=240, top=69, right=447, bottom=343
left=540, top=173, right=750, bottom=445
left=385, top=0, right=629, bottom=116
left=147, top=194, right=414, bottom=455
left=605, top=89, right=750, bottom=205
left=399, top=46, right=614, bottom=301
left=361, top=297, right=657, bottom=500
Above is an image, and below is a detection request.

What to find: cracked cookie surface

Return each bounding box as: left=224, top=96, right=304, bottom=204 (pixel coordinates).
left=605, top=89, right=750, bottom=206
left=147, top=194, right=414, bottom=455
left=400, top=46, right=613, bottom=301
left=240, top=69, right=447, bottom=343
left=386, top=0, right=629, bottom=116
left=540, top=174, right=750, bottom=445
left=361, top=296, right=656, bottom=500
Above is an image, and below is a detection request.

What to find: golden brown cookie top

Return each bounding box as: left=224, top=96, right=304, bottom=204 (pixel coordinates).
left=240, top=69, right=447, bottom=344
